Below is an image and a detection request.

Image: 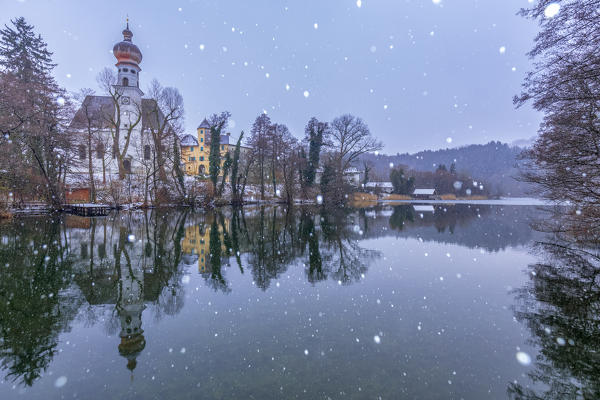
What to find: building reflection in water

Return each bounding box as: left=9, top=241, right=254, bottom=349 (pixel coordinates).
left=116, top=252, right=146, bottom=374
left=0, top=204, right=542, bottom=388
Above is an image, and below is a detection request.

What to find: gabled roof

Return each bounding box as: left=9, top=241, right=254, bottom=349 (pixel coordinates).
left=197, top=118, right=210, bottom=129
left=69, top=95, right=165, bottom=131
left=413, top=188, right=436, bottom=195
left=180, top=134, right=198, bottom=146
left=366, top=182, right=393, bottom=188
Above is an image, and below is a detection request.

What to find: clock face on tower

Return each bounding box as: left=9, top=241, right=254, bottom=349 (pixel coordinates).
left=121, top=96, right=130, bottom=105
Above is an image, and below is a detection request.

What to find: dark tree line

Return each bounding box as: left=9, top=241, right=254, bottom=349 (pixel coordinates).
left=516, top=0, right=600, bottom=237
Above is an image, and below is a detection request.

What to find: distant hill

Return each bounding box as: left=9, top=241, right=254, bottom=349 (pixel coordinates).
left=359, top=141, right=532, bottom=196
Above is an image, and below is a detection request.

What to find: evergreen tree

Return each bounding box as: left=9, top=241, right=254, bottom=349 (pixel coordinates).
left=207, top=112, right=230, bottom=194
left=450, top=162, right=456, bottom=175
left=173, top=136, right=186, bottom=200
left=362, top=161, right=371, bottom=191
left=230, top=131, right=244, bottom=204
left=303, top=117, right=328, bottom=186
left=0, top=17, right=68, bottom=207
left=209, top=126, right=221, bottom=191
left=390, top=168, right=415, bottom=195
left=218, top=152, right=232, bottom=198
left=0, top=17, right=56, bottom=80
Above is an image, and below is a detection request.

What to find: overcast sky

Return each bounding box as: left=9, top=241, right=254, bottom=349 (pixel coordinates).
left=1, top=0, right=542, bottom=153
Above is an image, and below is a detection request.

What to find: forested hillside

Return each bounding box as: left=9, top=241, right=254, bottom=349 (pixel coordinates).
left=360, top=141, right=532, bottom=196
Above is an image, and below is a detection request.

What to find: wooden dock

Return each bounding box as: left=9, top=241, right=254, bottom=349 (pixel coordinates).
left=65, top=204, right=112, bottom=216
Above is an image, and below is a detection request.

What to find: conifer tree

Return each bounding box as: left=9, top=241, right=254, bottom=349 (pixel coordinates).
left=230, top=131, right=244, bottom=204
left=0, top=17, right=69, bottom=207
left=303, top=117, right=328, bottom=186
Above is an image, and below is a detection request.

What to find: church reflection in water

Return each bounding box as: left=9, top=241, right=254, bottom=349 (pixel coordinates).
left=0, top=204, right=555, bottom=388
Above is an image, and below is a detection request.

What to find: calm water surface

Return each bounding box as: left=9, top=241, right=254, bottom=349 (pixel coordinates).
left=0, top=205, right=595, bottom=399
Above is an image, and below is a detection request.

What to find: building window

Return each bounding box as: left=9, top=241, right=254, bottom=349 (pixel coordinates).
left=123, top=159, right=131, bottom=173
left=190, top=146, right=194, bottom=152
left=78, top=145, right=86, bottom=160
left=123, top=68, right=129, bottom=72
left=200, top=146, right=203, bottom=151
left=144, top=145, right=151, bottom=160
left=122, top=77, right=129, bottom=86
left=200, top=138, right=203, bottom=142
left=200, top=156, right=204, bottom=161
left=221, top=145, right=224, bottom=150
left=96, top=142, right=104, bottom=159
left=191, top=157, right=196, bottom=161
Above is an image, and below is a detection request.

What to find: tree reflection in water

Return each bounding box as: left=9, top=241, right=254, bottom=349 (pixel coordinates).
left=509, top=237, right=600, bottom=399
left=0, top=211, right=188, bottom=385
left=192, top=206, right=380, bottom=291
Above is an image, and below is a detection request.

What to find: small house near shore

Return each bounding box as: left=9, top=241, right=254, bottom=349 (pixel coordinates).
left=413, top=188, right=436, bottom=199
left=366, top=182, right=393, bottom=194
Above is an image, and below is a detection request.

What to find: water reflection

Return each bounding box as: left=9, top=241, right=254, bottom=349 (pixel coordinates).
left=509, top=237, right=600, bottom=399
left=0, top=204, right=544, bottom=395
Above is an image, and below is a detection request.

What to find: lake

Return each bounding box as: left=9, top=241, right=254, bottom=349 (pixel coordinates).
left=0, top=204, right=596, bottom=399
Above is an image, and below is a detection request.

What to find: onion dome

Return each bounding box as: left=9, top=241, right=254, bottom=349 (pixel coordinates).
left=113, top=20, right=142, bottom=66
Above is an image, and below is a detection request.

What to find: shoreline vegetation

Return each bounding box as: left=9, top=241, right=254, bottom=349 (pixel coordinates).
left=1, top=192, right=529, bottom=219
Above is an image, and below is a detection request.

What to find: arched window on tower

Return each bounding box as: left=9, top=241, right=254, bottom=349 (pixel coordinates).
left=78, top=145, right=86, bottom=160
left=122, top=77, right=129, bottom=86
left=96, top=142, right=105, bottom=159
left=144, top=145, right=151, bottom=160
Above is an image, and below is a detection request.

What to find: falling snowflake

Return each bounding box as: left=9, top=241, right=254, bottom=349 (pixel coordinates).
left=516, top=352, right=532, bottom=366
left=303, top=90, right=310, bottom=98
left=54, top=376, right=68, bottom=388
left=544, top=3, right=560, bottom=18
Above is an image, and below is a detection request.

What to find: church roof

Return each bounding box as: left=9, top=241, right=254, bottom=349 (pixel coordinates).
left=180, top=134, right=198, bottom=146
left=197, top=119, right=211, bottom=129
left=70, top=95, right=166, bottom=131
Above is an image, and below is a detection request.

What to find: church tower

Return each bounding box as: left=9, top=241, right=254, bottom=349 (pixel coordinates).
left=112, top=20, right=145, bottom=165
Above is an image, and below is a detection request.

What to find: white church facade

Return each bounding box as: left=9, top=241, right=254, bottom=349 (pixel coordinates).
left=68, top=22, right=174, bottom=202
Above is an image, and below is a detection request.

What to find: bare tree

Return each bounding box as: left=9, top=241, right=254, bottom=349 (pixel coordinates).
left=97, top=68, right=142, bottom=180
left=72, top=88, right=105, bottom=202
left=323, top=114, right=382, bottom=204
left=144, top=79, right=185, bottom=203
left=516, top=0, right=600, bottom=237
left=248, top=114, right=271, bottom=200
left=328, top=114, right=382, bottom=173
left=280, top=138, right=300, bottom=204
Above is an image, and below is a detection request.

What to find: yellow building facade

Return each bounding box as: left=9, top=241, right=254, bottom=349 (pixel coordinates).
left=179, top=118, right=240, bottom=177
left=181, top=216, right=230, bottom=273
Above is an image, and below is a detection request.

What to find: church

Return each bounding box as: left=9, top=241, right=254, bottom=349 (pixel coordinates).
left=68, top=21, right=175, bottom=203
